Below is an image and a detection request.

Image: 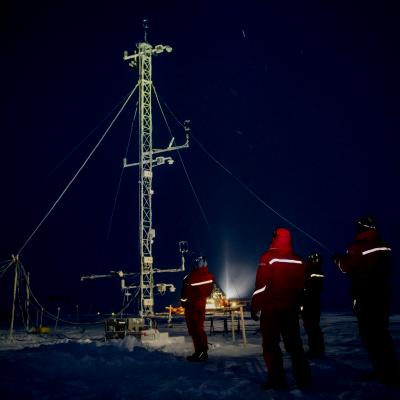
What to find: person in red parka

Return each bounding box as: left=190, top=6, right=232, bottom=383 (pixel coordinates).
left=251, top=227, right=311, bottom=390
left=180, top=255, right=214, bottom=362
left=334, top=216, right=399, bottom=385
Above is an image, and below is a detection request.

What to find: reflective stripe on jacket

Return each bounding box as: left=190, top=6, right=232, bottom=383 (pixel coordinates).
left=180, top=267, right=214, bottom=308
left=251, top=228, right=306, bottom=315
left=337, top=229, right=391, bottom=301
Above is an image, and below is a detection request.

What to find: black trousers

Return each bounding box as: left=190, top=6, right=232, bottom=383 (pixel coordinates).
left=354, top=299, right=399, bottom=380
left=301, top=307, right=325, bottom=356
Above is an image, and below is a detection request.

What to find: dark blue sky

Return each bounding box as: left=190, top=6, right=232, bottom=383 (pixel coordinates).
left=1, top=1, right=400, bottom=316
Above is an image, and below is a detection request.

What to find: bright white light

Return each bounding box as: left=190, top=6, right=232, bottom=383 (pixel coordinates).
left=220, top=255, right=254, bottom=299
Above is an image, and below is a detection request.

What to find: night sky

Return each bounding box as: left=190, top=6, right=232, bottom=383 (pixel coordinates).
left=1, top=1, right=400, bottom=317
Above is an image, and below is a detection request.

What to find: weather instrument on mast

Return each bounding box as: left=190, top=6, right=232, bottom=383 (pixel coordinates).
left=81, top=23, right=190, bottom=324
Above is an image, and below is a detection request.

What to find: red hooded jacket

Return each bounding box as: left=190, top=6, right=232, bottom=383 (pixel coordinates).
left=180, top=266, right=214, bottom=310
left=337, top=229, right=391, bottom=302
left=251, top=228, right=306, bottom=315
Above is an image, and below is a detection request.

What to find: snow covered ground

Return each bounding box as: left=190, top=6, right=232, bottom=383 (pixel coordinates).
left=0, top=312, right=399, bottom=399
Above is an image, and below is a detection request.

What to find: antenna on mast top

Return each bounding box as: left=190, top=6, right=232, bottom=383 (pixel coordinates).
left=143, top=18, right=149, bottom=42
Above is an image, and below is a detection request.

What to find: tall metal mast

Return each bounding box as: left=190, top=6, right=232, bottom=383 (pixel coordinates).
left=123, top=23, right=189, bottom=316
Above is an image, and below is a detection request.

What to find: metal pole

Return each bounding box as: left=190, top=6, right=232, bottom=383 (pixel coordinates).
left=55, top=307, right=61, bottom=331
left=167, top=305, right=172, bottom=327
left=231, top=309, right=235, bottom=343
left=76, top=304, right=79, bottom=322
left=240, top=306, right=247, bottom=346
left=26, top=272, right=30, bottom=332
left=9, top=256, right=19, bottom=341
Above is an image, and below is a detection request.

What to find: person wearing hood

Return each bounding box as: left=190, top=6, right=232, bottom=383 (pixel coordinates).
left=180, top=255, right=214, bottom=362
left=251, top=227, right=311, bottom=390
left=301, top=253, right=325, bottom=358
left=334, top=216, right=399, bottom=385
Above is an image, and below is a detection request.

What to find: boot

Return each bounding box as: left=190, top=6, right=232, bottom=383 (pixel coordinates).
left=186, top=351, right=208, bottom=362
